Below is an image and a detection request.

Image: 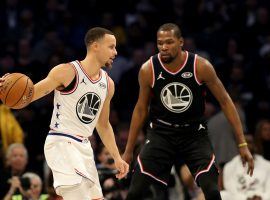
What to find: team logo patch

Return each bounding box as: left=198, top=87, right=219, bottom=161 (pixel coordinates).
left=76, top=92, right=101, bottom=124
left=160, top=82, right=193, bottom=113
left=181, top=72, right=193, bottom=78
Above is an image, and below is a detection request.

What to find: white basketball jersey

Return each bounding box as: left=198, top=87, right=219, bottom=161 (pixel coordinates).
left=49, top=60, right=109, bottom=137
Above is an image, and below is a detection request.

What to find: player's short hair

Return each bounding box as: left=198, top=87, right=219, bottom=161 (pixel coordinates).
left=84, top=27, right=114, bottom=48
left=158, top=23, right=182, bottom=38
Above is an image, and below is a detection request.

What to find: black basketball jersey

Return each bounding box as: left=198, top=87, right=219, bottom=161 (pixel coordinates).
left=149, top=51, right=206, bottom=125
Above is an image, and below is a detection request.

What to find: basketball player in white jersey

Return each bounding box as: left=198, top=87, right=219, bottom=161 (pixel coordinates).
left=0, top=27, right=129, bottom=200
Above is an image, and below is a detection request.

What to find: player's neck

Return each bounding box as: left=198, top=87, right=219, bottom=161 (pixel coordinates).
left=163, top=50, right=187, bottom=72
left=80, top=56, right=101, bottom=79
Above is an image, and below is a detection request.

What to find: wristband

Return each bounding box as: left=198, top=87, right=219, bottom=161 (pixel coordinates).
left=238, top=142, right=248, bottom=148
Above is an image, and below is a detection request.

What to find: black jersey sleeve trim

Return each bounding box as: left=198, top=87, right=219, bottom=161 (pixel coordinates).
left=60, top=62, right=79, bottom=95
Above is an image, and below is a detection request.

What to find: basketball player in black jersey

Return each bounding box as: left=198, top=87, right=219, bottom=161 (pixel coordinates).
left=123, top=23, right=254, bottom=200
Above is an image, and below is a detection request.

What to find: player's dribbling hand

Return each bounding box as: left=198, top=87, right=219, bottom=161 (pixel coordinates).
left=239, top=146, right=254, bottom=176
left=114, top=156, right=129, bottom=180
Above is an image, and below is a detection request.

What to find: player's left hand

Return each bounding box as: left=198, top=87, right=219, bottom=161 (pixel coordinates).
left=239, top=146, right=254, bottom=176
left=114, top=156, right=129, bottom=180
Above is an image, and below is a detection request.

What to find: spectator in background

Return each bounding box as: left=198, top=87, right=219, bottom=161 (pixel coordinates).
left=44, top=170, right=63, bottom=200
left=115, top=123, right=130, bottom=153
left=0, top=103, right=24, bottom=163
left=255, top=119, right=270, bottom=160
left=221, top=134, right=270, bottom=200
left=96, top=144, right=126, bottom=200
left=0, top=53, right=16, bottom=75
left=0, top=143, right=28, bottom=198
left=96, top=144, right=117, bottom=184
left=102, top=177, right=124, bottom=200
left=117, top=48, right=146, bottom=121
left=3, top=172, right=48, bottom=200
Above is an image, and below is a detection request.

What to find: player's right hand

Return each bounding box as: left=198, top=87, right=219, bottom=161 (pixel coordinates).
left=122, top=150, right=133, bottom=165
left=114, top=156, right=129, bottom=180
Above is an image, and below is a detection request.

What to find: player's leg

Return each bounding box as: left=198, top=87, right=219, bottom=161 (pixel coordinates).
left=88, top=161, right=104, bottom=200
left=178, top=125, right=221, bottom=200
left=126, top=164, right=156, bottom=199
left=127, top=130, right=175, bottom=199
left=196, top=164, right=221, bottom=200
left=56, top=178, right=99, bottom=200
left=126, top=164, right=167, bottom=200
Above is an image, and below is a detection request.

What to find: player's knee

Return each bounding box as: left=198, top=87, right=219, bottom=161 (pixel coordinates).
left=127, top=180, right=147, bottom=200
left=127, top=166, right=154, bottom=200
left=126, top=189, right=140, bottom=200
left=200, top=187, right=220, bottom=200
left=126, top=177, right=145, bottom=199
left=197, top=165, right=221, bottom=200
left=55, top=178, right=94, bottom=200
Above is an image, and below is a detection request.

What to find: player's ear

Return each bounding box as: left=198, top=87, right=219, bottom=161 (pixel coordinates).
left=179, top=37, right=184, bottom=47
left=91, top=41, right=99, bottom=51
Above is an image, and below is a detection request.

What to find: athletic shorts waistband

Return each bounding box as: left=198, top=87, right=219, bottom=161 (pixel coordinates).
left=48, top=132, right=89, bottom=143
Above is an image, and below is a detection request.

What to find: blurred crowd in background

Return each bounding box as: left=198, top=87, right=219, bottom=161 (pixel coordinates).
left=0, top=0, right=270, bottom=199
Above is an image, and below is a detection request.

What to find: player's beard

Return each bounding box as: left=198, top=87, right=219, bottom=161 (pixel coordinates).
left=160, top=54, right=176, bottom=64
left=105, top=62, right=112, bottom=69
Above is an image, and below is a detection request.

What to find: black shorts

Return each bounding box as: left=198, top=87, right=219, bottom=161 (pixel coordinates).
left=137, top=122, right=217, bottom=185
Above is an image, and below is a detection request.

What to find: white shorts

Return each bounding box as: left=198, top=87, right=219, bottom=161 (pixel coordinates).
left=44, top=132, right=103, bottom=199
left=56, top=178, right=104, bottom=200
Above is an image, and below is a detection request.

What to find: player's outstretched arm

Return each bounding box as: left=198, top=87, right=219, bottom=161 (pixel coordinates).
left=122, top=61, right=152, bottom=164
left=31, top=63, right=74, bottom=102
left=96, top=77, right=129, bottom=179
left=196, top=56, right=254, bottom=176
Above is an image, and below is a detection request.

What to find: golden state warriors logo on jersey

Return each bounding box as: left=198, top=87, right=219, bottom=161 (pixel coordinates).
left=160, top=82, right=193, bottom=113
left=76, top=92, right=101, bottom=124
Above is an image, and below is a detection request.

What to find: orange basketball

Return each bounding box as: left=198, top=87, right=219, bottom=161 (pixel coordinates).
left=0, top=73, right=34, bottom=109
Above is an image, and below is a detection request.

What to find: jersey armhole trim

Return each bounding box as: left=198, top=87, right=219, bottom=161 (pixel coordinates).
left=105, top=71, right=110, bottom=96
left=150, top=57, right=155, bottom=88
left=60, top=62, right=79, bottom=95
left=194, top=54, right=203, bottom=85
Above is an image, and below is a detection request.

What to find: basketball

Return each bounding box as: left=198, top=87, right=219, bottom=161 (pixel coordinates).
left=0, top=73, right=34, bottom=109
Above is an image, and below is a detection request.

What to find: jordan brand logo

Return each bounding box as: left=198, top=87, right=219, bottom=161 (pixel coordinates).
left=80, top=77, right=86, bottom=85
left=198, top=124, right=206, bottom=131
left=157, top=72, right=165, bottom=80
